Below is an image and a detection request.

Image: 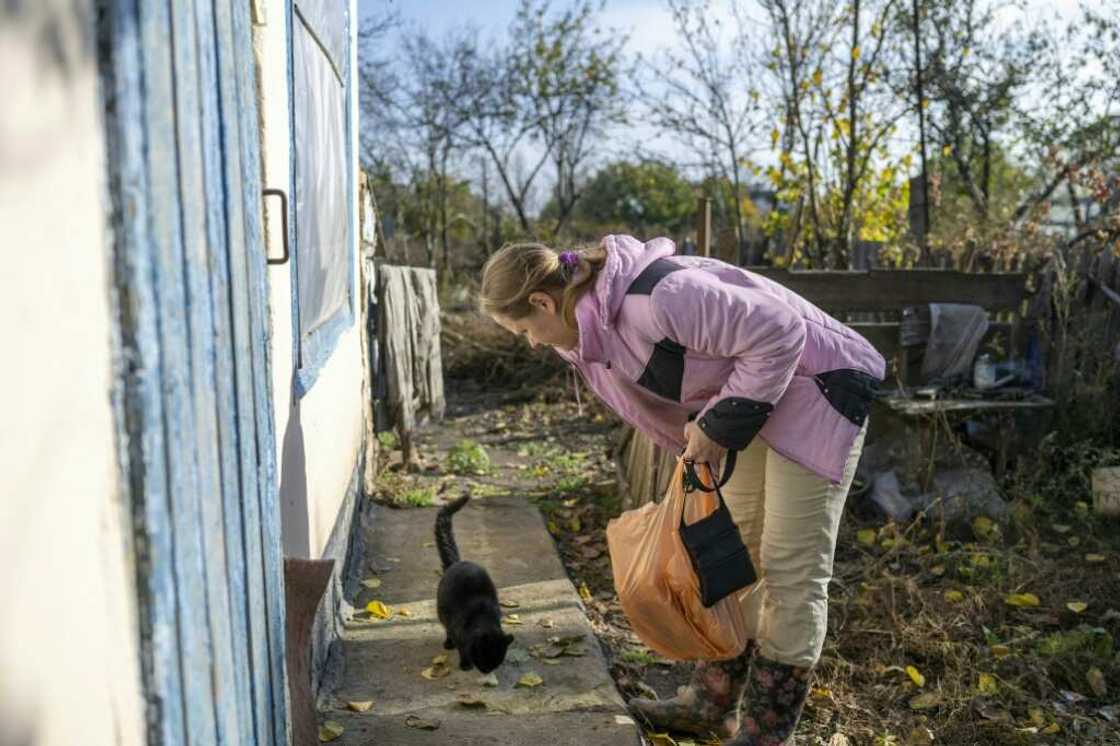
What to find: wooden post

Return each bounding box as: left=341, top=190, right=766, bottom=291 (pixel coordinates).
left=697, top=197, right=712, bottom=257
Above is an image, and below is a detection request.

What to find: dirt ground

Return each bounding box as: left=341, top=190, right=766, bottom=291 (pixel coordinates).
left=372, top=312, right=1120, bottom=745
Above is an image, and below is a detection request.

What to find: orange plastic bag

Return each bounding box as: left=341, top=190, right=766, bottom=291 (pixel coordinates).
left=606, top=460, right=750, bottom=661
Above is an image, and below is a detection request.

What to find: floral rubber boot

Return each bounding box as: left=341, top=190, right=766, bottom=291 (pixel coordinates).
left=722, top=655, right=811, bottom=746
left=628, top=642, right=755, bottom=738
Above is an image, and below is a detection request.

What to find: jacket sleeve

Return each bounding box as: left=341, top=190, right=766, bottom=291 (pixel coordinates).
left=648, top=271, right=806, bottom=450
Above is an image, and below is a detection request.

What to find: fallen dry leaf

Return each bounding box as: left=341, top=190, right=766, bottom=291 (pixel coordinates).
left=906, top=665, right=926, bottom=688
left=398, top=608, right=412, bottom=618
left=1005, top=593, right=1040, bottom=607
left=456, top=693, right=488, bottom=709
left=499, top=600, right=520, bottom=609
left=345, top=700, right=374, bottom=713
left=504, top=614, right=523, bottom=625
left=991, top=644, right=1011, bottom=658
left=930, top=564, right=946, bottom=577
left=909, top=692, right=941, bottom=710
left=366, top=600, right=393, bottom=619
left=578, top=582, right=593, bottom=604
left=1085, top=553, right=1107, bottom=563
left=978, top=673, right=998, bottom=694
left=1067, top=601, right=1089, bottom=614
left=516, top=672, right=544, bottom=688
left=538, top=617, right=555, bottom=629
left=404, top=714, right=440, bottom=730
left=422, top=653, right=451, bottom=680
left=319, top=721, right=344, bottom=742
left=360, top=577, right=382, bottom=590
left=1089, top=668, right=1108, bottom=697
left=944, top=590, right=965, bottom=603
left=857, top=529, right=877, bottom=547
left=478, top=672, right=499, bottom=687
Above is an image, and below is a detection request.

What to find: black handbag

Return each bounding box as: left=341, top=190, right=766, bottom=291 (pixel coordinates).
left=679, top=455, right=758, bottom=608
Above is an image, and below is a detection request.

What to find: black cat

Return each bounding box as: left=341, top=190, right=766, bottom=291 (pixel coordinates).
left=435, top=494, right=513, bottom=673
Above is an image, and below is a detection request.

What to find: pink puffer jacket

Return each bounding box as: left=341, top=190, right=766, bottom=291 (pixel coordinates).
left=557, top=234, right=885, bottom=484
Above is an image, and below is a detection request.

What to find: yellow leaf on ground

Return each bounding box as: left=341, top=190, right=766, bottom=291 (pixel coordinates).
left=319, top=721, right=345, bottom=742
left=579, top=582, right=593, bottom=604
left=516, top=672, right=544, bottom=688
left=857, top=529, right=877, bottom=546
left=906, top=666, right=926, bottom=687
left=930, top=564, right=946, bottom=576
left=944, top=590, right=965, bottom=603
left=366, top=600, right=393, bottom=619
left=1005, top=593, right=1040, bottom=607
left=647, top=734, right=678, bottom=746
left=990, top=644, right=1011, bottom=658
left=422, top=653, right=451, bottom=680
left=1042, top=723, right=1061, bottom=735
left=1085, top=553, right=1107, bottom=563
left=361, top=577, right=382, bottom=589
left=346, top=700, right=374, bottom=713
left=398, top=608, right=412, bottom=617
left=1067, top=601, right=1089, bottom=614
left=909, top=692, right=941, bottom=710
left=978, top=673, right=998, bottom=694
left=504, top=614, right=523, bottom=625
left=1088, top=667, right=1108, bottom=697
left=500, top=600, right=520, bottom=609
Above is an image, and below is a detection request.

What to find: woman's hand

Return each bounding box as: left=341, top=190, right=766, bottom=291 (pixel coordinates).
left=682, top=421, right=726, bottom=469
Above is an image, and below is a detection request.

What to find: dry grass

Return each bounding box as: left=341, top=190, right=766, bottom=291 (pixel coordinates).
left=433, top=330, right=1120, bottom=745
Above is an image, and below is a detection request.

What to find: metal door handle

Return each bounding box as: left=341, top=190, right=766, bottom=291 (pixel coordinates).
left=263, top=188, right=290, bottom=265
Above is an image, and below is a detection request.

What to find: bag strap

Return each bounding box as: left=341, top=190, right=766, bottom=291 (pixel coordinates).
left=682, top=450, right=737, bottom=493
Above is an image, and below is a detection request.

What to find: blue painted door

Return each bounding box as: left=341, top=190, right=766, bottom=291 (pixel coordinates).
left=100, top=1, right=288, bottom=744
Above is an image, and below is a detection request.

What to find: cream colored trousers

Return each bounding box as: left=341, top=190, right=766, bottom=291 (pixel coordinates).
left=721, top=424, right=867, bottom=669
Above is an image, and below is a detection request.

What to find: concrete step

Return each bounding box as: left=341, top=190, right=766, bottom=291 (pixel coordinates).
left=322, top=495, right=642, bottom=746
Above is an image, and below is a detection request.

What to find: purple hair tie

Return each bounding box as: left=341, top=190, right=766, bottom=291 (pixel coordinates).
left=558, top=250, right=580, bottom=269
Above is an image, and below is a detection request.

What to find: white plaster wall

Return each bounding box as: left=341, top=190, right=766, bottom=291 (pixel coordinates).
left=0, top=5, right=145, bottom=745
left=254, top=0, right=365, bottom=560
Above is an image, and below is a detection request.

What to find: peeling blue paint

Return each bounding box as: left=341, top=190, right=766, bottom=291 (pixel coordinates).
left=100, top=0, right=289, bottom=742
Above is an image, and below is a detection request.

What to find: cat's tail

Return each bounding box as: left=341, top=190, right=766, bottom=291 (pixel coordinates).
left=435, top=493, right=471, bottom=570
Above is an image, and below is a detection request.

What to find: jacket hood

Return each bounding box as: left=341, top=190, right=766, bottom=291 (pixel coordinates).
left=574, top=234, right=676, bottom=363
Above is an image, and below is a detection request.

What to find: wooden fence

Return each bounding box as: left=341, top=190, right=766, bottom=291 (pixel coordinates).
left=615, top=243, right=1120, bottom=509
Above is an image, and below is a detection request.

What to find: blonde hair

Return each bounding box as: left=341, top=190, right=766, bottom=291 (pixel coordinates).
left=479, top=242, right=607, bottom=328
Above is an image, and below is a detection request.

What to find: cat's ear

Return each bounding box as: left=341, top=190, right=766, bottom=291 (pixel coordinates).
left=504, top=634, right=515, bottom=645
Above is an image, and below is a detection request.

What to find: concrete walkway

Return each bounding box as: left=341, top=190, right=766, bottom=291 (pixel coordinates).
left=321, top=492, right=643, bottom=745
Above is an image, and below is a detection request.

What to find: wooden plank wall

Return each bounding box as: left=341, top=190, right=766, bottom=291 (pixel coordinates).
left=100, top=0, right=289, bottom=741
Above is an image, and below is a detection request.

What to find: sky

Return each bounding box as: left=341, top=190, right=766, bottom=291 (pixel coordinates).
left=357, top=0, right=1103, bottom=210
